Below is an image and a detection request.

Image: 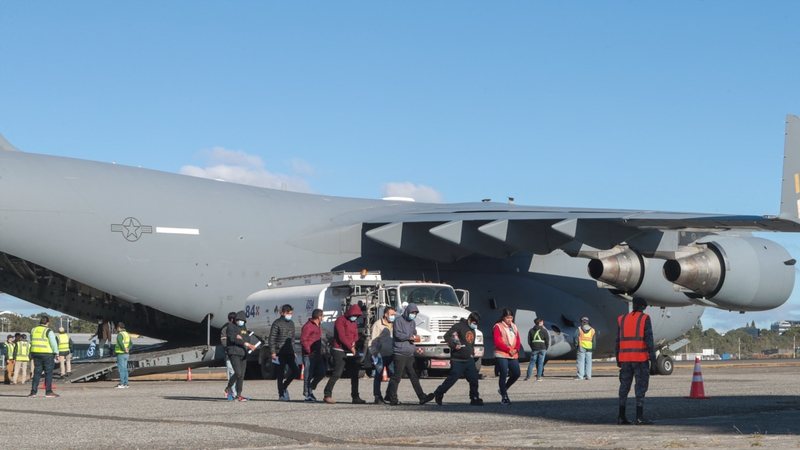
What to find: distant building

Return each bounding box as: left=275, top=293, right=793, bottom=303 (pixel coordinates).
left=770, top=320, right=800, bottom=334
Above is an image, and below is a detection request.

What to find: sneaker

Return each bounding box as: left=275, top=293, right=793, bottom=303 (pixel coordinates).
left=470, top=398, right=484, bottom=406
left=226, top=391, right=234, bottom=401
left=116, top=384, right=126, bottom=389
left=574, top=376, right=584, bottom=380
left=304, top=395, right=315, bottom=402
left=634, top=418, right=654, bottom=425
left=434, top=392, right=443, bottom=406
left=536, top=377, right=542, bottom=382
left=27, top=392, right=37, bottom=398
left=420, top=393, right=435, bottom=405
left=123, top=385, right=130, bottom=388
left=524, top=376, right=530, bottom=381
left=45, top=392, right=60, bottom=398
left=501, top=396, right=511, bottom=405
left=352, top=397, right=366, bottom=404
left=236, top=396, right=249, bottom=402
left=279, top=392, right=289, bottom=401
left=308, top=393, right=317, bottom=402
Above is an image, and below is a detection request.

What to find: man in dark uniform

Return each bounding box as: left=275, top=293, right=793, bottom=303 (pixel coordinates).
left=431, top=312, right=483, bottom=406
left=616, top=297, right=656, bottom=425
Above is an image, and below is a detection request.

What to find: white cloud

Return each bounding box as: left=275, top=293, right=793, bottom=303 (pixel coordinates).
left=180, top=147, right=312, bottom=193
left=382, top=182, right=443, bottom=203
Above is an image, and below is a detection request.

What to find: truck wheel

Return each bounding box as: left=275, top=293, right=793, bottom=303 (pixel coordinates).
left=656, top=355, right=674, bottom=376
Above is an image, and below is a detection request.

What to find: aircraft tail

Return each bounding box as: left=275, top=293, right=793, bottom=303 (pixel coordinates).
left=0, top=134, right=21, bottom=152
left=779, top=114, right=800, bottom=220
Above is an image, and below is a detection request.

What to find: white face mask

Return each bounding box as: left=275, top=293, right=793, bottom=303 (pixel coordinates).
left=582, top=324, right=590, bottom=331
left=349, top=316, right=357, bottom=322
left=285, top=314, right=293, bottom=321
left=236, top=320, right=245, bottom=326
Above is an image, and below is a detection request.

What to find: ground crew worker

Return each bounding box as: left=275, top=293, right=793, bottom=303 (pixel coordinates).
left=301, top=308, right=326, bottom=402
left=270, top=304, right=299, bottom=401
left=616, top=297, right=656, bottom=425
left=525, top=317, right=550, bottom=381
left=575, top=317, right=596, bottom=380
left=13, top=334, right=31, bottom=384
left=29, top=315, right=59, bottom=398
left=224, top=311, right=256, bottom=402
left=384, top=303, right=435, bottom=406
left=431, top=312, right=483, bottom=406
left=115, top=322, right=131, bottom=388
left=368, top=306, right=395, bottom=404
left=3, top=334, right=14, bottom=385
left=323, top=304, right=367, bottom=404
left=57, top=327, right=73, bottom=378
left=220, top=312, right=238, bottom=400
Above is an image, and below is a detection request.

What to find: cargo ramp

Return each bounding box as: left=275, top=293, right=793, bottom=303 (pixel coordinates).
left=68, top=345, right=223, bottom=383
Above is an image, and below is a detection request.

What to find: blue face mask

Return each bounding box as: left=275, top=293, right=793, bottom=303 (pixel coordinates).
left=388, top=315, right=396, bottom=323
left=236, top=320, right=245, bottom=326
left=408, top=313, right=417, bottom=320
left=469, top=323, right=478, bottom=330
left=285, top=314, right=293, bottom=321
left=349, top=316, right=358, bottom=322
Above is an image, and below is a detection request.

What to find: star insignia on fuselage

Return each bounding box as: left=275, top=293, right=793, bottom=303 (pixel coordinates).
left=111, top=217, right=154, bottom=242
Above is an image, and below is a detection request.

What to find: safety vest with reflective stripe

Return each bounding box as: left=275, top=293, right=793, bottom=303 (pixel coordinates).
left=30, top=326, right=54, bottom=354
left=617, top=311, right=649, bottom=362
left=532, top=329, right=545, bottom=343
left=578, top=327, right=595, bottom=350
left=115, top=331, right=131, bottom=354
left=58, top=333, right=71, bottom=353
left=4, top=342, right=15, bottom=360
left=15, top=341, right=30, bottom=362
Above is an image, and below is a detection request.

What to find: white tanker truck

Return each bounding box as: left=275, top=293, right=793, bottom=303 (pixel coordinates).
left=243, top=271, right=484, bottom=378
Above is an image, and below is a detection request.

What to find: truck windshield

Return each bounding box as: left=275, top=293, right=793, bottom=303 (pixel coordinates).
left=399, top=285, right=460, bottom=306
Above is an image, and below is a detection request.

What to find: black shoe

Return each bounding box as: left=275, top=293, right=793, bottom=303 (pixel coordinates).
left=388, top=399, right=400, bottom=406
left=352, top=397, right=366, bottom=404
left=420, top=393, right=435, bottom=405
left=434, top=392, right=443, bottom=406
left=634, top=418, right=653, bottom=425
left=470, top=398, right=484, bottom=406
left=617, top=416, right=632, bottom=425
left=374, top=395, right=387, bottom=404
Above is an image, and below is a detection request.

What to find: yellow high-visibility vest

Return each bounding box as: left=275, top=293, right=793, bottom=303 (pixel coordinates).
left=31, top=326, right=54, bottom=354
left=578, top=327, right=595, bottom=350
left=16, top=341, right=30, bottom=362
left=58, top=333, right=71, bottom=353
left=4, top=342, right=15, bottom=360
left=115, top=331, right=131, bottom=354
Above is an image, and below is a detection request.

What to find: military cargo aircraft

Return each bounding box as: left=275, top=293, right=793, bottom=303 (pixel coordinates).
left=1, top=116, right=799, bottom=375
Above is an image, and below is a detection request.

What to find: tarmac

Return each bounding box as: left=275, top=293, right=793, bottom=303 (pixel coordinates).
left=1, top=360, right=798, bottom=449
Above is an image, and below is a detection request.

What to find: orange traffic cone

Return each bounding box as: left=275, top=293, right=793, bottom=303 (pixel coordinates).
left=299, top=364, right=305, bottom=380
left=381, top=366, right=389, bottom=382
left=687, top=357, right=709, bottom=399
left=186, top=367, right=193, bottom=382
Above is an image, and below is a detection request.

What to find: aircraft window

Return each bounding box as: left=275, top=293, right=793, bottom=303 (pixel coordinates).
left=399, top=285, right=459, bottom=306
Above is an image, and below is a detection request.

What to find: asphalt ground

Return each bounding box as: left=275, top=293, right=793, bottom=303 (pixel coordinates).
left=1, top=360, right=798, bottom=449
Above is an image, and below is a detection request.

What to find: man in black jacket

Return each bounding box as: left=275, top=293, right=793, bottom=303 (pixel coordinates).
left=525, top=317, right=550, bottom=381
left=431, top=312, right=483, bottom=406
left=225, top=311, right=256, bottom=402
left=270, top=304, right=299, bottom=401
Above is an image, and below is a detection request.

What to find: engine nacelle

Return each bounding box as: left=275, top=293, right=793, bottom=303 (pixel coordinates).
left=663, top=236, right=795, bottom=311
left=588, top=248, right=693, bottom=307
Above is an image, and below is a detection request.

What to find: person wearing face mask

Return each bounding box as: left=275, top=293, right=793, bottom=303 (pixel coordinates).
left=225, top=311, right=256, bottom=402
left=493, top=308, right=521, bottom=405
left=574, top=317, right=596, bottom=380
left=368, top=306, right=396, bottom=404
left=323, top=304, right=366, bottom=404
left=431, top=312, right=483, bottom=406
left=385, top=303, right=435, bottom=406
left=270, top=304, right=299, bottom=401
left=220, top=312, right=238, bottom=400
left=301, top=308, right=326, bottom=402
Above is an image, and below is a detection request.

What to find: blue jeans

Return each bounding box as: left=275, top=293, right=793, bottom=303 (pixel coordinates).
left=372, top=354, right=394, bottom=397
left=495, top=358, right=520, bottom=398
left=576, top=348, right=592, bottom=379
left=117, top=353, right=129, bottom=385
left=31, top=353, right=55, bottom=394
left=526, top=350, right=547, bottom=379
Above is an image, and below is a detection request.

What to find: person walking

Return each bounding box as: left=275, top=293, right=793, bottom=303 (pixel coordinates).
left=225, top=311, right=256, bottom=402
left=12, top=334, right=30, bottom=385
left=323, top=304, right=366, bottom=404
left=3, top=334, right=14, bottom=385
left=431, top=312, right=483, bottom=406
left=384, top=303, right=435, bottom=406
left=616, top=297, right=657, bottom=425
left=493, top=308, right=521, bottom=405
left=57, top=327, right=73, bottom=378
left=575, top=317, right=596, bottom=380
left=115, top=322, right=131, bottom=388
left=300, top=308, right=326, bottom=402
left=219, top=312, right=238, bottom=399
left=90, top=317, right=113, bottom=359
left=368, top=306, right=395, bottom=404
left=525, top=317, right=549, bottom=381
left=270, top=304, right=300, bottom=401
left=29, top=315, right=59, bottom=398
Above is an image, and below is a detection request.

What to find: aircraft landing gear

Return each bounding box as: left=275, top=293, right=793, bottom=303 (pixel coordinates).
left=654, top=354, right=674, bottom=376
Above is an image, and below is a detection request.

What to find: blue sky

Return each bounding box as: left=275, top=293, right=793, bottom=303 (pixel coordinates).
left=1, top=2, right=799, bottom=330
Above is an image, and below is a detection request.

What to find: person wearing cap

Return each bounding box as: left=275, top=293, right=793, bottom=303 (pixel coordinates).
left=3, top=334, right=15, bottom=385
left=219, top=311, right=238, bottom=399
left=29, top=315, right=59, bottom=398
left=431, top=312, right=483, bottom=406
left=525, top=317, right=549, bottom=381
left=574, top=316, right=596, bottom=380
left=12, top=334, right=31, bottom=384
left=616, top=297, right=656, bottom=425
left=115, top=322, right=132, bottom=388
left=57, top=326, right=74, bottom=378
left=225, top=311, right=256, bottom=401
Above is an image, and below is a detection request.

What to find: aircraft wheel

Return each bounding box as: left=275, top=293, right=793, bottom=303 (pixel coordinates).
left=656, top=355, right=674, bottom=376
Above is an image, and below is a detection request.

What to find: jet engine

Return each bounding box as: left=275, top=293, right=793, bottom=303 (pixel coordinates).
left=663, top=236, right=795, bottom=311
left=588, top=248, right=694, bottom=307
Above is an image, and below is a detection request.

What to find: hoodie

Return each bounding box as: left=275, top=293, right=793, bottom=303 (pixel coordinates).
left=225, top=311, right=248, bottom=357
left=332, top=304, right=362, bottom=352
left=393, top=303, right=419, bottom=357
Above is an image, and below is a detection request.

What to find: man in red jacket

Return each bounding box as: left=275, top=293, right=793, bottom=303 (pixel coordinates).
left=301, top=309, right=325, bottom=402
left=323, top=304, right=366, bottom=404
